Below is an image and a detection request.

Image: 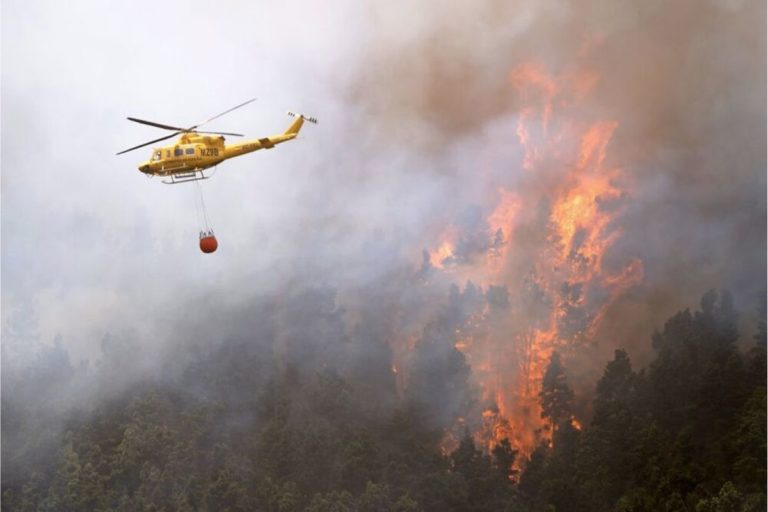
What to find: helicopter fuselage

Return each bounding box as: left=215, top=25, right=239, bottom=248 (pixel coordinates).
left=119, top=98, right=317, bottom=182
left=138, top=130, right=298, bottom=177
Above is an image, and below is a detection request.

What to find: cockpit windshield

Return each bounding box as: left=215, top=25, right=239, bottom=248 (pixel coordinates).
left=152, top=150, right=162, bottom=161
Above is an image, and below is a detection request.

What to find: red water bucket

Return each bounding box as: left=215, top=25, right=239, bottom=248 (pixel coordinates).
left=199, top=234, right=218, bottom=253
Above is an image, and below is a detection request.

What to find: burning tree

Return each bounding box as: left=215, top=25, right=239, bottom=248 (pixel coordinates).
left=539, top=351, right=575, bottom=434
left=411, top=59, right=647, bottom=456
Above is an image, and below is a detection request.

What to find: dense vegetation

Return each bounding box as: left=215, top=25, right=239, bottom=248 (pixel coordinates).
left=2, top=289, right=765, bottom=511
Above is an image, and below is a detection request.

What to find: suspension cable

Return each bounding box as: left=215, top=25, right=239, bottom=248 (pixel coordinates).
left=194, top=179, right=213, bottom=234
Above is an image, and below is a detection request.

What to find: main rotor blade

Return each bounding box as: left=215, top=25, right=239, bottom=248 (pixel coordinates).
left=189, top=97, right=256, bottom=130
left=127, top=118, right=242, bottom=137
left=126, top=117, right=186, bottom=131
left=194, top=130, right=244, bottom=137
left=116, top=132, right=181, bottom=155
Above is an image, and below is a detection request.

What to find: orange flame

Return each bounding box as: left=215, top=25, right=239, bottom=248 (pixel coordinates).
left=428, top=225, right=459, bottom=269
left=426, top=60, right=644, bottom=457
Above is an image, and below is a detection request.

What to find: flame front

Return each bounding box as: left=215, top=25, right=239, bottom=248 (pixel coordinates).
left=423, top=59, right=644, bottom=457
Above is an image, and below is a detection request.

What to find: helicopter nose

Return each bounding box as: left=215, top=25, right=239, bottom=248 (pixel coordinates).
left=139, top=164, right=150, bottom=173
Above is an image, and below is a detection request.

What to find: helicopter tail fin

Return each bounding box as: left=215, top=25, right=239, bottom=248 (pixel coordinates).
left=285, top=112, right=318, bottom=136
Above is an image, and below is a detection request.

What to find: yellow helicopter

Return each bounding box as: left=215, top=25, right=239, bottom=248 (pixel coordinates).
left=117, top=98, right=317, bottom=184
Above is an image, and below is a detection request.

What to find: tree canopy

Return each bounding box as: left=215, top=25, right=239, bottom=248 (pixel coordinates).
left=2, top=290, right=765, bottom=511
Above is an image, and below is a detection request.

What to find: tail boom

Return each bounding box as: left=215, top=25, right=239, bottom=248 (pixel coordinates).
left=222, top=112, right=317, bottom=159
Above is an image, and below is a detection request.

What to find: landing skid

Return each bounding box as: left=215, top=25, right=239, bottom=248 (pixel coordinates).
left=162, top=169, right=211, bottom=185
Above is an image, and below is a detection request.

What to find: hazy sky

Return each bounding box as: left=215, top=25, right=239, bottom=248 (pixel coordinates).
left=2, top=0, right=374, bottom=361
left=3, top=0, right=765, bottom=368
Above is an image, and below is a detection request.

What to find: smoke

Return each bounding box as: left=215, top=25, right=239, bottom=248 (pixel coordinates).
left=344, top=0, right=765, bottom=342
left=338, top=0, right=765, bottom=446
left=2, top=0, right=765, bottom=463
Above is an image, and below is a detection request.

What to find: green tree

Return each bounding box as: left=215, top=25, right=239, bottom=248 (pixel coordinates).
left=518, top=444, right=548, bottom=510
left=578, top=350, right=645, bottom=511
left=539, top=351, right=574, bottom=433
left=491, top=438, right=518, bottom=483
left=695, top=481, right=743, bottom=512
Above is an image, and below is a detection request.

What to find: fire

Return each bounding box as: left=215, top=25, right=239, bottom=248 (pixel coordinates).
left=422, top=59, right=644, bottom=457
left=391, top=334, right=419, bottom=397
left=428, top=225, right=459, bottom=269
left=430, top=241, right=455, bottom=269
left=486, top=188, right=521, bottom=269
left=479, top=407, right=514, bottom=453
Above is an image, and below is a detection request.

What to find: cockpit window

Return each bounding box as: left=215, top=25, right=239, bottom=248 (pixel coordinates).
left=152, top=150, right=162, bottom=161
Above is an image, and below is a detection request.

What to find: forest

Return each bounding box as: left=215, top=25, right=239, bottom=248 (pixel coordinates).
left=1, top=289, right=765, bottom=511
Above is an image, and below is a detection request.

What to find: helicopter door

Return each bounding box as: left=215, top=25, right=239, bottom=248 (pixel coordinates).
left=160, top=146, right=184, bottom=171
left=182, top=146, right=198, bottom=168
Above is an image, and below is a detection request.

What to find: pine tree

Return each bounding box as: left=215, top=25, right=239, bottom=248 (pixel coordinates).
left=539, top=351, right=575, bottom=433
left=578, top=350, right=644, bottom=511
left=491, top=438, right=518, bottom=483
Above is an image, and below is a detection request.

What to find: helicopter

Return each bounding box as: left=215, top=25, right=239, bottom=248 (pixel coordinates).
left=117, top=98, right=317, bottom=184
